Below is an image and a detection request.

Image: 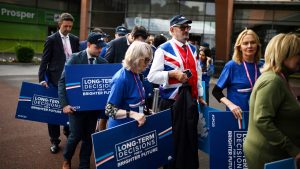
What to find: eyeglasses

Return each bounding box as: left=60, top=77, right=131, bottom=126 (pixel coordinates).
left=172, top=25, right=191, bottom=31
left=143, top=57, right=151, bottom=64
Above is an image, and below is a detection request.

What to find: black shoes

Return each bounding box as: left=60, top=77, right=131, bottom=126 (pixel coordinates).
left=50, top=143, right=60, bottom=154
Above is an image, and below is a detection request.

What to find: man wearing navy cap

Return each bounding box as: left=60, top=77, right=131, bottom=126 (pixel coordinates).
left=115, top=26, right=128, bottom=39
left=102, top=32, right=110, bottom=43
left=148, top=15, right=206, bottom=169
left=58, top=32, right=107, bottom=169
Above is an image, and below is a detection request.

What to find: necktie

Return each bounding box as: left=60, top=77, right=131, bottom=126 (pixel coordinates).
left=89, top=58, right=95, bottom=64
left=182, top=45, right=188, bottom=68
left=62, top=37, right=72, bottom=61
left=182, top=45, right=187, bottom=54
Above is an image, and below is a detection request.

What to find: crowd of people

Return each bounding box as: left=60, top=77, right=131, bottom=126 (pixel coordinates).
left=38, top=12, right=299, bottom=169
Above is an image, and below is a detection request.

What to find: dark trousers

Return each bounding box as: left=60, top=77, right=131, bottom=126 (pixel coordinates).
left=158, top=98, right=175, bottom=112
left=160, top=98, right=199, bottom=169
left=159, top=98, right=176, bottom=169
left=63, top=110, right=99, bottom=169
left=47, top=83, right=69, bottom=145
left=48, top=124, right=69, bottom=145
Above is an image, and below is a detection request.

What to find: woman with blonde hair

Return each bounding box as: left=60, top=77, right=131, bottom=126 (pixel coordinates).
left=105, top=41, right=153, bottom=128
left=244, top=33, right=300, bottom=169
left=212, top=28, right=262, bottom=119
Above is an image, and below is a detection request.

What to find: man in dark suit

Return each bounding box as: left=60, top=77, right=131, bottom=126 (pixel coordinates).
left=104, top=25, right=149, bottom=63
left=58, top=32, right=107, bottom=169
left=38, top=13, right=79, bottom=154
left=114, top=25, right=128, bottom=39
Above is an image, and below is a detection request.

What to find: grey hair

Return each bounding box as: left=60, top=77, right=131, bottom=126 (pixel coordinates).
left=122, top=41, right=153, bottom=71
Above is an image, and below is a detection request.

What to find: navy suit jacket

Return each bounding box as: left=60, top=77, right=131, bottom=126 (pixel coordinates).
left=58, top=50, right=108, bottom=108
left=38, top=32, right=79, bottom=86
left=104, top=36, right=129, bottom=63
left=79, top=40, right=87, bottom=51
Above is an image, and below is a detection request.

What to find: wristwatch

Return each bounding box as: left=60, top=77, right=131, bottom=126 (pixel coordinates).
left=126, top=110, right=130, bottom=118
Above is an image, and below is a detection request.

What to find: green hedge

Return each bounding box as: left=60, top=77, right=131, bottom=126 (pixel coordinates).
left=15, top=45, right=35, bottom=63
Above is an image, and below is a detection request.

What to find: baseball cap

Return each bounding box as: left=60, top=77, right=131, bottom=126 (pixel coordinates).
left=102, top=32, right=110, bottom=38
left=87, top=32, right=106, bottom=48
left=201, top=42, right=210, bottom=48
left=115, top=26, right=128, bottom=36
left=170, top=15, right=192, bottom=26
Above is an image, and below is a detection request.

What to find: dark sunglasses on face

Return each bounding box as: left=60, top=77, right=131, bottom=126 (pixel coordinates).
left=173, top=25, right=191, bottom=31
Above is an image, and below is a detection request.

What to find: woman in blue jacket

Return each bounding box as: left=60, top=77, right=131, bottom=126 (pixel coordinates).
left=105, top=41, right=153, bottom=128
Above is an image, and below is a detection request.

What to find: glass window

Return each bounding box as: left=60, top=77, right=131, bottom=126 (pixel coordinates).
left=234, top=9, right=273, bottom=21
left=127, top=0, right=150, bottom=13
left=126, top=13, right=150, bottom=30
left=90, top=0, right=126, bottom=40
left=90, top=0, right=216, bottom=49
left=203, top=20, right=215, bottom=35
left=202, top=34, right=215, bottom=48
left=37, top=0, right=68, bottom=11
left=91, top=12, right=126, bottom=28
left=274, top=10, right=300, bottom=22
left=189, top=16, right=206, bottom=34
left=206, top=2, right=215, bottom=16
left=92, top=0, right=126, bottom=12
left=151, top=0, right=179, bottom=15
left=233, top=19, right=273, bottom=33
left=0, top=0, right=35, bottom=7
left=69, top=0, right=80, bottom=13
left=179, top=1, right=205, bottom=15
left=149, top=16, right=170, bottom=32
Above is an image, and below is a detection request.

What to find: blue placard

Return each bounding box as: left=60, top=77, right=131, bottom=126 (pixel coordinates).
left=92, top=109, right=173, bottom=169
left=65, top=64, right=122, bottom=111
left=209, top=111, right=249, bottom=169
left=15, top=82, right=68, bottom=125
left=197, top=106, right=221, bottom=154
left=264, top=158, right=295, bottom=169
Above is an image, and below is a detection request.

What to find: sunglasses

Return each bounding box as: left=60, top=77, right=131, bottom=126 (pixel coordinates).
left=173, top=25, right=191, bottom=31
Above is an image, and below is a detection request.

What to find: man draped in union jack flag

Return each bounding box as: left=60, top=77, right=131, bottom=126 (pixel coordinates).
left=147, top=15, right=206, bottom=169
left=148, top=15, right=206, bottom=109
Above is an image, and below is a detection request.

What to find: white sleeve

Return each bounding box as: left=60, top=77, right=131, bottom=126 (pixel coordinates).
left=147, top=48, right=169, bottom=85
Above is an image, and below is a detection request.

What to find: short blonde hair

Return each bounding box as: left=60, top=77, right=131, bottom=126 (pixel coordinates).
left=122, top=41, right=153, bottom=71
left=261, top=33, right=300, bottom=73
left=232, top=28, right=262, bottom=64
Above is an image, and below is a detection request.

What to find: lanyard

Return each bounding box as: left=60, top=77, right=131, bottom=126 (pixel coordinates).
left=132, top=72, right=144, bottom=103
left=243, top=61, right=257, bottom=89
